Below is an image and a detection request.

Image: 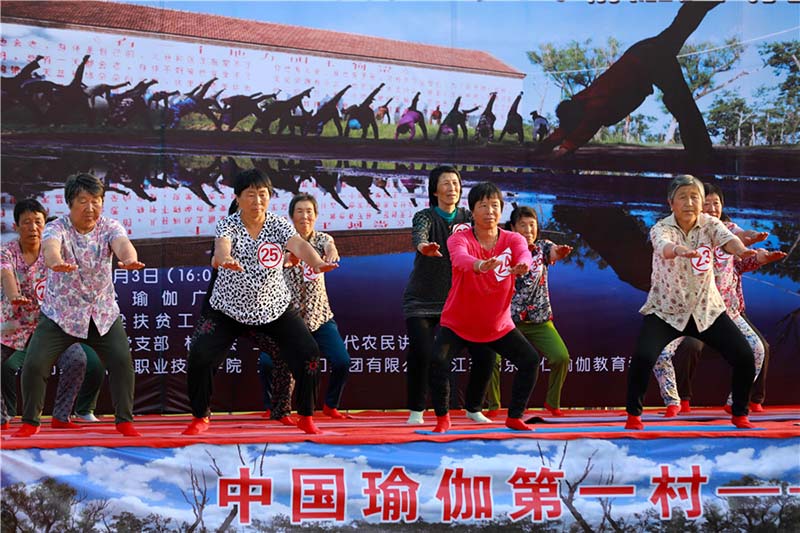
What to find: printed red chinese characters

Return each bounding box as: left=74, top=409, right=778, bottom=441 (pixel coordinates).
left=291, top=468, right=346, bottom=523
left=435, top=467, right=492, bottom=522
left=649, top=464, right=708, bottom=519
left=507, top=466, right=565, bottom=522
left=362, top=466, right=421, bottom=523
left=217, top=467, right=272, bottom=525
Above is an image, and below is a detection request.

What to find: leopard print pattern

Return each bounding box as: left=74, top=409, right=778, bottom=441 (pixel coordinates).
left=210, top=211, right=296, bottom=325
left=283, top=231, right=334, bottom=332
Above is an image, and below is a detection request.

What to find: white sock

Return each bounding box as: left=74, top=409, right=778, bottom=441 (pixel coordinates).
left=406, top=410, right=425, bottom=425
left=466, top=411, right=492, bottom=423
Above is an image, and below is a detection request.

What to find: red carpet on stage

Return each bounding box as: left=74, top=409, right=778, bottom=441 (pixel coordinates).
left=2, top=406, right=799, bottom=450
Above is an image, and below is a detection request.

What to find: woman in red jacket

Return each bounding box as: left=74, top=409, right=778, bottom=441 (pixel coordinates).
left=428, top=182, right=540, bottom=433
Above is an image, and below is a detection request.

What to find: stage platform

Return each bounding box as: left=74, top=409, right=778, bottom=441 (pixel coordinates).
left=2, top=407, right=799, bottom=530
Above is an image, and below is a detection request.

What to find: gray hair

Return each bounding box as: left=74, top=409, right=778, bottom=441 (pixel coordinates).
left=667, top=174, right=705, bottom=203
left=64, top=173, right=105, bottom=207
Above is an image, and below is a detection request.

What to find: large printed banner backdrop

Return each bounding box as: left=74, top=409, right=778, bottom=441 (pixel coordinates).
left=1, top=437, right=799, bottom=529
left=1, top=1, right=798, bottom=415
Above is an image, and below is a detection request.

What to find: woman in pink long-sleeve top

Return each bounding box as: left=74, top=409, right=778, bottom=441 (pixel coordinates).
left=428, top=181, right=540, bottom=433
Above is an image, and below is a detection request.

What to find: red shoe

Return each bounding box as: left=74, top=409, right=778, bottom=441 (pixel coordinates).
left=116, top=422, right=141, bottom=437
left=433, top=414, right=451, bottom=433
left=52, top=419, right=82, bottom=429
left=0, top=422, right=10, bottom=431
left=505, top=417, right=533, bottom=431
left=297, top=415, right=322, bottom=435
left=679, top=400, right=691, bottom=414
left=732, top=415, right=755, bottom=429
left=485, top=409, right=501, bottom=419
left=544, top=402, right=564, bottom=417
left=723, top=404, right=733, bottom=415
left=749, top=402, right=764, bottom=412
left=182, top=417, right=210, bottom=436
left=260, top=409, right=271, bottom=418
left=12, top=423, right=40, bottom=437
left=276, top=416, right=297, bottom=426
left=664, top=405, right=680, bottom=418
left=625, top=415, right=644, bottom=430
left=323, top=405, right=352, bottom=419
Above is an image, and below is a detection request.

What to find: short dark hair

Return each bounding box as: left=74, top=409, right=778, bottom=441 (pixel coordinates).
left=703, top=182, right=724, bottom=205
left=233, top=168, right=273, bottom=197
left=506, top=205, right=538, bottom=231
left=703, top=181, right=730, bottom=222
left=227, top=198, right=238, bottom=216
left=289, top=193, right=318, bottom=217
left=427, top=165, right=462, bottom=208
left=555, top=98, right=585, bottom=132
left=467, top=181, right=503, bottom=212
left=64, top=173, right=104, bottom=207
left=13, top=198, right=47, bottom=224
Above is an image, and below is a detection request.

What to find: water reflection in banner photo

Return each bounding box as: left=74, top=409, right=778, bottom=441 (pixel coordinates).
left=1, top=149, right=798, bottom=413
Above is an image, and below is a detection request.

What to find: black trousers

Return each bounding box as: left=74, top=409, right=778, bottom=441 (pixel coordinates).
left=627, top=313, right=754, bottom=417
left=187, top=307, right=319, bottom=417
left=405, top=316, right=467, bottom=412
left=674, top=312, right=769, bottom=404
left=429, top=326, right=539, bottom=419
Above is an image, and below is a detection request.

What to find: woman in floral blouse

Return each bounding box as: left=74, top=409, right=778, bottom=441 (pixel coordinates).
left=652, top=182, right=786, bottom=416
left=14, top=174, right=145, bottom=438
left=626, top=175, right=757, bottom=430
left=1, top=199, right=103, bottom=431
left=506, top=206, right=573, bottom=416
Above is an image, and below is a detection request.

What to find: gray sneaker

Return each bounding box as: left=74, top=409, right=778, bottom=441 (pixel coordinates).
left=76, top=412, right=100, bottom=422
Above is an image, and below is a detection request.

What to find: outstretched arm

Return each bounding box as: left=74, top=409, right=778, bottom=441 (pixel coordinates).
left=1, top=266, right=29, bottom=305
left=722, top=236, right=756, bottom=260
left=548, top=244, right=573, bottom=264
left=43, top=238, right=78, bottom=272
left=448, top=233, right=484, bottom=273
left=111, top=236, right=145, bottom=270
left=534, top=128, right=566, bottom=154
left=323, top=237, right=340, bottom=263
left=286, top=234, right=338, bottom=273
left=213, top=237, right=243, bottom=271
left=734, top=228, right=768, bottom=247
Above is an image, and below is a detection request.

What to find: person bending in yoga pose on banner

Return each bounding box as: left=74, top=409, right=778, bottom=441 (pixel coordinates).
left=536, top=2, right=720, bottom=160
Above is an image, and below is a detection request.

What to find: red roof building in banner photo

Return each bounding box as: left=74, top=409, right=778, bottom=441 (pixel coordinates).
left=1, top=1, right=525, bottom=112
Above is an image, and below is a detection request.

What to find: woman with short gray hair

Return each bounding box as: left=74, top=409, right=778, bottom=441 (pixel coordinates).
left=14, top=173, right=144, bottom=438
left=625, top=175, right=757, bottom=431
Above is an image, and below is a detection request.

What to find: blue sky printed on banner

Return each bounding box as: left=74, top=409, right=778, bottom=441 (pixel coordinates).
left=2, top=437, right=799, bottom=527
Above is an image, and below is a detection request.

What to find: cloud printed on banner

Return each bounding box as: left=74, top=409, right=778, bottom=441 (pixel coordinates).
left=1, top=437, right=799, bottom=527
